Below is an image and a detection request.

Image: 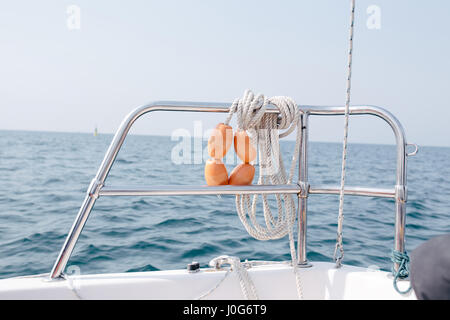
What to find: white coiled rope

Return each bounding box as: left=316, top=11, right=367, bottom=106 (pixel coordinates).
left=224, top=89, right=304, bottom=299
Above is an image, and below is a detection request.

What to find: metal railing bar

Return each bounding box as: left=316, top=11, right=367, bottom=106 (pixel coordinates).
left=99, top=184, right=301, bottom=196
left=98, top=184, right=395, bottom=198
left=309, top=186, right=395, bottom=198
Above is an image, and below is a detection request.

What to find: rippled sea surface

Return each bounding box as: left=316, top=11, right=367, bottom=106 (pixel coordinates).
left=0, top=130, right=449, bottom=279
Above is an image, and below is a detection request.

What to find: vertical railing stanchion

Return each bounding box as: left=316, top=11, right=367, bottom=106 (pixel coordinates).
left=393, top=140, right=408, bottom=273
left=297, top=113, right=311, bottom=267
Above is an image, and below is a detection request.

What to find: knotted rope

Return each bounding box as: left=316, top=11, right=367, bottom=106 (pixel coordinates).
left=391, top=250, right=412, bottom=294
left=225, top=89, right=303, bottom=299
left=197, top=255, right=258, bottom=300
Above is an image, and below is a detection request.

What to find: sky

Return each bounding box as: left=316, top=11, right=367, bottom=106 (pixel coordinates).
left=0, top=0, right=449, bottom=146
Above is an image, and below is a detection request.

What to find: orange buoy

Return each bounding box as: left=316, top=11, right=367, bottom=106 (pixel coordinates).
left=204, top=159, right=229, bottom=186
left=234, top=130, right=257, bottom=163
left=205, top=124, right=257, bottom=186
left=228, top=163, right=255, bottom=185
left=208, top=123, right=233, bottom=159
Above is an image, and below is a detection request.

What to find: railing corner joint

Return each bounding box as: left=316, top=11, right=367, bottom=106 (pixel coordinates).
left=298, top=182, right=310, bottom=199
left=87, top=178, right=104, bottom=200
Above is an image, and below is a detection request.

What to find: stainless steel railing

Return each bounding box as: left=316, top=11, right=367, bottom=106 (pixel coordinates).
left=49, top=101, right=413, bottom=279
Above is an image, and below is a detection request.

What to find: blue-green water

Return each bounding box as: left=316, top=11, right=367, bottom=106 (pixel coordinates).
left=0, top=130, right=449, bottom=279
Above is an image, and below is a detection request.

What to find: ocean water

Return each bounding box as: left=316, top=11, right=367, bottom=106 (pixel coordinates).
left=0, top=130, right=449, bottom=279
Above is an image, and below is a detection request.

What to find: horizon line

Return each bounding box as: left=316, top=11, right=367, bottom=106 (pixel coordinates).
left=0, top=128, right=447, bottom=149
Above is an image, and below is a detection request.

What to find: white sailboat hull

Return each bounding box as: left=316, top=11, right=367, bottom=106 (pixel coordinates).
left=0, top=262, right=415, bottom=300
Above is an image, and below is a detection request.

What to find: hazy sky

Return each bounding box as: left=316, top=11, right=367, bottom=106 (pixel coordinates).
left=1, top=1, right=449, bottom=146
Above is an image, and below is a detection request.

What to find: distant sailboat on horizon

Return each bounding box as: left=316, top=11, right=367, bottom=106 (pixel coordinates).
left=94, top=126, right=98, bottom=137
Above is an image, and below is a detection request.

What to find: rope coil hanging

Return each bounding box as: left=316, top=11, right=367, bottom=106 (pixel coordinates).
left=225, top=89, right=304, bottom=299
